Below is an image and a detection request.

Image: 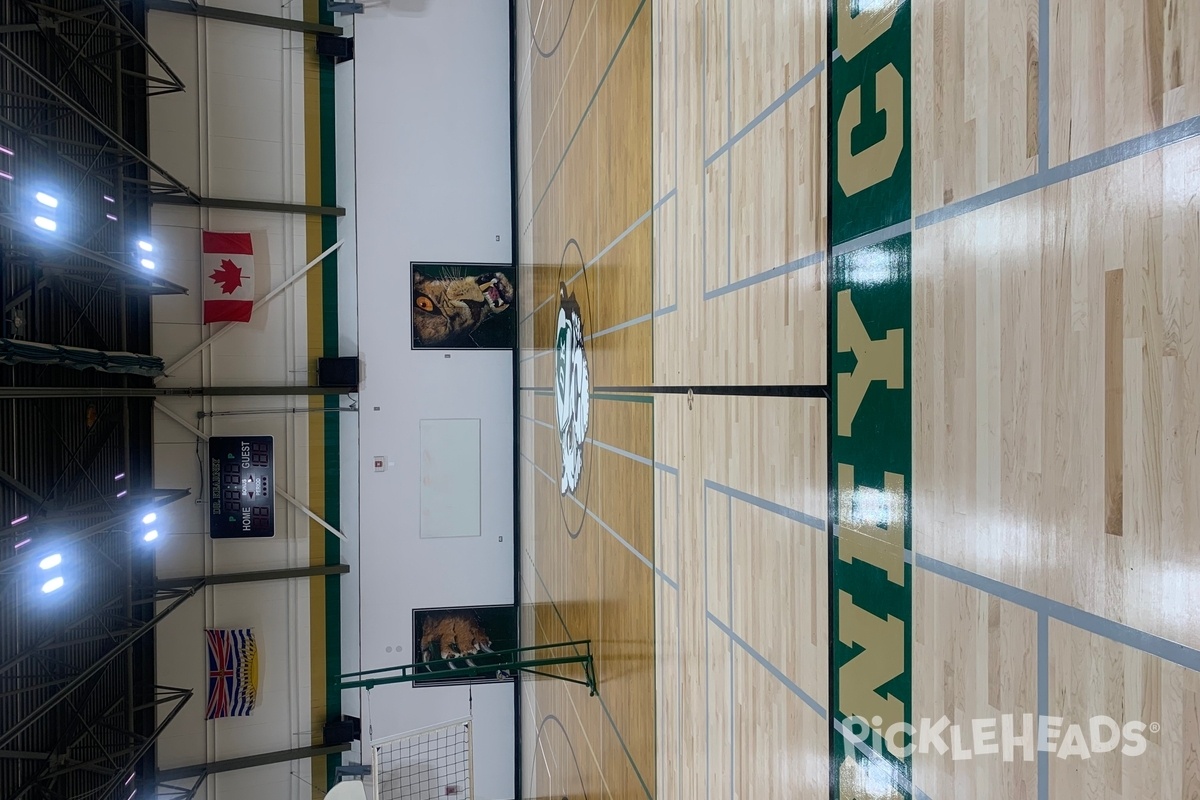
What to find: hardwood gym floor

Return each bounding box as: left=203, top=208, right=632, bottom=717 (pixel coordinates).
left=515, top=0, right=1200, bottom=797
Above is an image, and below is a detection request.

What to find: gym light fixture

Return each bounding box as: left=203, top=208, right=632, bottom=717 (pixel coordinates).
left=41, top=576, right=64, bottom=593
left=143, top=530, right=159, bottom=542
left=140, top=258, right=155, bottom=270
left=38, top=554, right=62, bottom=570
left=138, top=240, right=153, bottom=252
left=35, top=192, right=58, bottom=208
left=142, top=513, right=157, bottom=524
left=33, top=216, right=57, bottom=232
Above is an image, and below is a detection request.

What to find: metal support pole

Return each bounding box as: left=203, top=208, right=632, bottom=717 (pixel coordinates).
left=145, top=0, right=344, bottom=35
left=151, top=193, right=345, bottom=217
left=158, top=240, right=343, bottom=378
left=0, top=580, right=204, bottom=749
left=156, top=563, right=349, bottom=588
left=0, top=42, right=199, bottom=202
left=277, top=487, right=346, bottom=540
left=0, top=385, right=353, bottom=398
left=154, top=743, right=352, bottom=782
left=153, top=401, right=207, bottom=440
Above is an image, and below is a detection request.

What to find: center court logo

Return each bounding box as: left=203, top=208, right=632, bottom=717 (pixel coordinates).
left=555, top=282, right=589, bottom=495
left=843, top=714, right=1159, bottom=761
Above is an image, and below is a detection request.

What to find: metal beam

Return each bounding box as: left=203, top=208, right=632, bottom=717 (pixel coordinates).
left=0, top=580, right=203, bottom=749
left=0, top=488, right=191, bottom=575
left=154, top=743, right=352, bottom=782
left=278, top=487, right=346, bottom=540
left=0, top=214, right=189, bottom=295
left=0, top=41, right=200, bottom=203
left=0, top=385, right=354, bottom=398
left=151, top=192, right=345, bottom=217
left=0, top=467, right=46, bottom=506
left=145, top=0, right=343, bottom=35
left=156, top=563, right=349, bottom=588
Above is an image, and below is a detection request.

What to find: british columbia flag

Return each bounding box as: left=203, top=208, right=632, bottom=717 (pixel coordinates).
left=205, top=628, right=259, bottom=719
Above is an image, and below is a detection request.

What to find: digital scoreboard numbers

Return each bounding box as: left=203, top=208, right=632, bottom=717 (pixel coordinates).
left=209, top=436, right=275, bottom=538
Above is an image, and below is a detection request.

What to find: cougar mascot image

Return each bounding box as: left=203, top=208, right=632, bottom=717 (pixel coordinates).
left=419, top=611, right=495, bottom=668
left=412, top=269, right=514, bottom=347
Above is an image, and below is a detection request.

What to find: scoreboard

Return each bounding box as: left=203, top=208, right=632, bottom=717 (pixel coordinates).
left=209, top=436, right=275, bottom=538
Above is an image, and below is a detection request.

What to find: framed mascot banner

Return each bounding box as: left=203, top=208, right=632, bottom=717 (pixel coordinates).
left=412, top=604, right=518, bottom=687
left=208, top=436, right=275, bottom=539
left=410, top=262, right=517, bottom=350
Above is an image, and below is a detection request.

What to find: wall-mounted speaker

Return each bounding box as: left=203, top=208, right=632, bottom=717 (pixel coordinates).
left=317, top=357, right=360, bottom=388
left=316, top=34, right=355, bottom=63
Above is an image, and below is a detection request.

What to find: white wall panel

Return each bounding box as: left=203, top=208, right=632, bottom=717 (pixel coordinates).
left=353, top=1, right=514, bottom=797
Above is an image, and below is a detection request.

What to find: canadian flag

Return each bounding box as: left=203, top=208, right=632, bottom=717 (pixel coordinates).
left=202, top=231, right=255, bottom=324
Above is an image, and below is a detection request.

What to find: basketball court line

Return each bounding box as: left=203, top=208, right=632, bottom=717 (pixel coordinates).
left=520, top=185, right=673, bottom=326
left=516, top=0, right=596, bottom=203
left=917, top=114, right=1200, bottom=229
left=520, top=450, right=669, bottom=586
left=524, top=0, right=649, bottom=235
left=529, top=559, right=655, bottom=799
left=703, top=60, right=827, bottom=167
left=702, top=250, right=825, bottom=300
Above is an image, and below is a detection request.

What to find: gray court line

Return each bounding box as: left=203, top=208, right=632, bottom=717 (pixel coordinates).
left=529, top=561, right=655, bottom=800
left=704, top=60, right=827, bottom=167
left=516, top=0, right=597, bottom=205
left=708, top=612, right=826, bottom=720
left=587, top=311, right=653, bottom=341
left=524, top=0, right=649, bottom=237
left=913, top=552, right=1200, bottom=671
left=726, top=0, right=732, bottom=292
left=518, top=413, right=669, bottom=473
left=831, top=719, right=935, bottom=800
left=520, top=308, right=655, bottom=362
left=1037, top=612, right=1049, bottom=800
left=1037, top=0, right=1050, bottom=173
left=521, top=186, right=665, bottom=325
left=673, top=0, right=680, bottom=334
left=728, top=468, right=735, bottom=798
left=654, top=303, right=678, bottom=317
left=702, top=478, right=826, bottom=531
left=830, top=219, right=912, bottom=258
left=702, top=250, right=825, bottom=301
left=521, top=450, right=676, bottom=589
left=917, top=114, right=1200, bottom=229
left=655, top=186, right=678, bottom=211
left=704, top=472, right=711, bottom=800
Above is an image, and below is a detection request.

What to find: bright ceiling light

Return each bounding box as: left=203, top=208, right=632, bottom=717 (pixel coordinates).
left=38, top=553, right=62, bottom=570
left=34, top=192, right=58, bottom=208
left=33, top=216, right=57, bottom=232
left=142, top=513, right=157, bottom=524
left=41, top=576, right=64, bottom=593
left=143, top=530, right=159, bottom=542
left=137, top=240, right=153, bottom=252
left=140, top=258, right=155, bottom=270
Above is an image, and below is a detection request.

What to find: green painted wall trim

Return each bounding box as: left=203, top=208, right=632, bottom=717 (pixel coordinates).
left=318, top=49, right=343, bottom=798
left=827, top=0, right=914, bottom=797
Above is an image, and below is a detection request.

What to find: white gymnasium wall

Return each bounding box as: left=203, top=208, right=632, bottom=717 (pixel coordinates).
left=146, top=5, right=350, bottom=797
left=353, top=1, right=515, bottom=798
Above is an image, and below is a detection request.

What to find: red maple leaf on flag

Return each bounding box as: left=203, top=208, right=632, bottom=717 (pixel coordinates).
left=209, top=259, right=244, bottom=295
